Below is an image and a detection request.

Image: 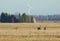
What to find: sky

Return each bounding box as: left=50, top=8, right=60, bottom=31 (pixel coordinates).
left=0, top=0, right=60, bottom=15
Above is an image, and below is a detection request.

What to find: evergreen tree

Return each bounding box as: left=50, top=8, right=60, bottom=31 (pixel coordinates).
left=18, top=13, right=22, bottom=22
left=31, top=16, right=34, bottom=23
left=22, top=13, right=27, bottom=22
left=1, top=12, right=7, bottom=22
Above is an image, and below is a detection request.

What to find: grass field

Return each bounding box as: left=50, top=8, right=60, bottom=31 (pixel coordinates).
left=0, top=22, right=60, bottom=41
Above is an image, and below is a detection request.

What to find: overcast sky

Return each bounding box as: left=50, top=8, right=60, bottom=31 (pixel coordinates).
left=0, top=0, right=60, bottom=15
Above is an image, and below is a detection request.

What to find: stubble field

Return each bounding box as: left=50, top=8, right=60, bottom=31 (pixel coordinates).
left=0, top=22, right=60, bottom=41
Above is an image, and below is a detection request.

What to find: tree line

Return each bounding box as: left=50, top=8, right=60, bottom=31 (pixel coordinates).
left=0, top=12, right=34, bottom=23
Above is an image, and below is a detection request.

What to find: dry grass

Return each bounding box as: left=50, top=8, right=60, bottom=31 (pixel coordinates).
left=0, top=35, right=60, bottom=41
left=0, top=22, right=60, bottom=41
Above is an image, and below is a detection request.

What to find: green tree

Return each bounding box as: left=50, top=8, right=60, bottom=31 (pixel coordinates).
left=1, top=12, right=8, bottom=22
left=18, top=13, right=23, bottom=22
left=22, top=13, right=27, bottom=22
left=31, top=16, right=34, bottom=23
left=1, top=12, right=5, bottom=22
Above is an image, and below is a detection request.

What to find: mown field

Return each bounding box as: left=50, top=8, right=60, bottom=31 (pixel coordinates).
left=0, top=22, right=60, bottom=41
left=0, top=35, right=60, bottom=41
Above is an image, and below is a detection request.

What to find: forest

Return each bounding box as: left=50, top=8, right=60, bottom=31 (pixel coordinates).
left=0, top=12, right=34, bottom=23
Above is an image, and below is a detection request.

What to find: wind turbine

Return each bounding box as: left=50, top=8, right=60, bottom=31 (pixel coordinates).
left=24, top=0, right=36, bottom=23
left=24, top=0, right=32, bottom=15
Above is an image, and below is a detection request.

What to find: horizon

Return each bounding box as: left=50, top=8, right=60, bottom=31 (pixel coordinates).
left=0, top=12, right=60, bottom=16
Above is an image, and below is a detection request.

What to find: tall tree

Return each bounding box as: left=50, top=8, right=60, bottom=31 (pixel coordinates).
left=1, top=12, right=6, bottom=22
left=22, top=13, right=27, bottom=22
left=31, top=16, right=34, bottom=23
left=18, top=13, right=22, bottom=22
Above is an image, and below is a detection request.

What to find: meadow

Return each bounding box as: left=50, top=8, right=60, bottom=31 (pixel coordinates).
left=0, top=22, right=60, bottom=41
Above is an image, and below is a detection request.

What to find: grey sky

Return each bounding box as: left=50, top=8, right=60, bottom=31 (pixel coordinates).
left=0, top=0, right=60, bottom=15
